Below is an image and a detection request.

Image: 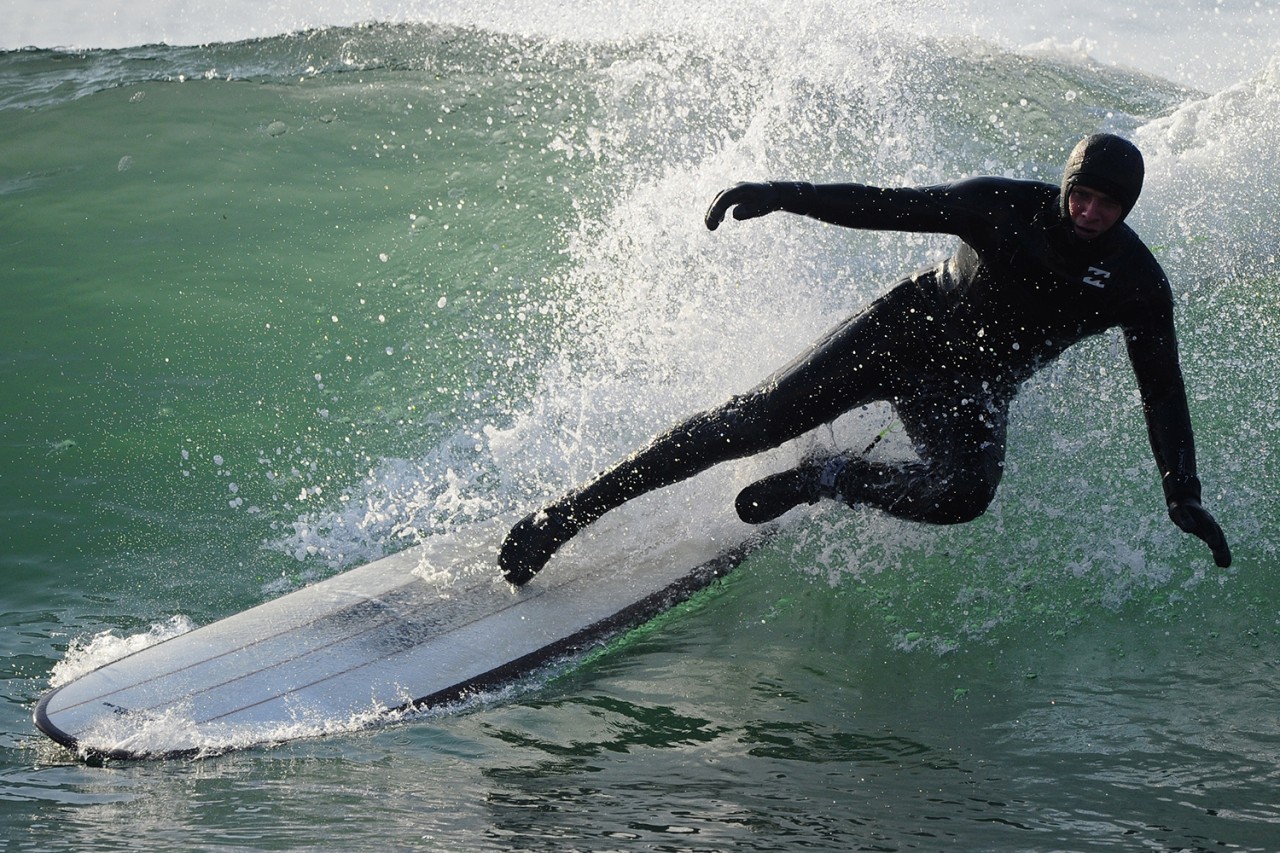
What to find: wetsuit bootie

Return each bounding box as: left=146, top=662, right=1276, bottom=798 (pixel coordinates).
left=735, top=458, right=847, bottom=525
left=499, top=507, right=579, bottom=586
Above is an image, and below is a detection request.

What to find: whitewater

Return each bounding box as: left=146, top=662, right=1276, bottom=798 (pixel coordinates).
left=3, top=1, right=1279, bottom=850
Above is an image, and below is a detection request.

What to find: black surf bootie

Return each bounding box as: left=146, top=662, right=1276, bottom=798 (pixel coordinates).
left=735, top=457, right=847, bottom=525
left=499, top=507, right=580, bottom=586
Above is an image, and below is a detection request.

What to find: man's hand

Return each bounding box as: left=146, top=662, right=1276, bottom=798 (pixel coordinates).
left=704, top=182, right=782, bottom=230
left=1168, top=497, right=1232, bottom=568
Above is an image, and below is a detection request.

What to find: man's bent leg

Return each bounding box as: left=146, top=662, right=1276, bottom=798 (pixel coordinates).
left=734, top=383, right=1010, bottom=528
left=838, top=385, right=1010, bottom=524
left=828, top=454, right=1000, bottom=524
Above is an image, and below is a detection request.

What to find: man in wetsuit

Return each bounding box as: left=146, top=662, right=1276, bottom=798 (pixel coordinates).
left=499, top=133, right=1231, bottom=585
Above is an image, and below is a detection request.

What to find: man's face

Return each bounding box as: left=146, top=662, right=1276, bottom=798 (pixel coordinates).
left=1067, top=185, right=1124, bottom=241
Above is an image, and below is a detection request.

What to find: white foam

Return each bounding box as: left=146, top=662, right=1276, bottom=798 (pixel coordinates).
left=1137, top=55, right=1280, bottom=269
left=49, top=615, right=197, bottom=689
left=70, top=693, right=416, bottom=759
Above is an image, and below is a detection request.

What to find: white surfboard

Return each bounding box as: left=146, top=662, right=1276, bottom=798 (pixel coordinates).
left=34, top=513, right=764, bottom=759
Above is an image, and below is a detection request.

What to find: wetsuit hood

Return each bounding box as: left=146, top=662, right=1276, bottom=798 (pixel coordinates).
left=1060, top=133, right=1145, bottom=220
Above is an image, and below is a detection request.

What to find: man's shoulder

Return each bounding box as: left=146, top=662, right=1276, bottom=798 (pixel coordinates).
left=1111, top=224, right=1168, bottom=279
left=935, top=176, right=1059, bottom=219
left=1103, top=224, right=1174, bottom=313
left=944, top=175, right=1057, bottom=198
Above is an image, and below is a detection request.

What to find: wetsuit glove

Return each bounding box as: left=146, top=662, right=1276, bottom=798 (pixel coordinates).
left=1163, top=473, right=1232, bottom=568
left=704, top=181, right=816, bottom=230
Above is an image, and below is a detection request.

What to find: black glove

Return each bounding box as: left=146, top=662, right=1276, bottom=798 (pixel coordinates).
left=704, top=182, right=783, bottom=230
left=1164, top=473, right=1231, bottom=568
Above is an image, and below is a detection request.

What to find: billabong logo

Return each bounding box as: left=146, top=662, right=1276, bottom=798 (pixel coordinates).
left=1083, top=266, right=1111, bottom=289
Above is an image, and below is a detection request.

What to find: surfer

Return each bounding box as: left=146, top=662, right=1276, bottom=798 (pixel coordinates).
left=500, top=133, right=1232, bottom=584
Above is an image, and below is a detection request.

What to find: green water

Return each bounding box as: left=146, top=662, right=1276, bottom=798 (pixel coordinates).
left=3, top=23, right=1279, bottom=851
left=3, top=48, right=587, bottom=610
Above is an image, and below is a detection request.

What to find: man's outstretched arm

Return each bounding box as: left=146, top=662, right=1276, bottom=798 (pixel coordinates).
left=705, top=179, right=987, bottom=235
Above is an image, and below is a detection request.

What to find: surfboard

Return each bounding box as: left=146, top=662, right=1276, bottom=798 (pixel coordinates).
left=34, top=513, right=763, bottom=760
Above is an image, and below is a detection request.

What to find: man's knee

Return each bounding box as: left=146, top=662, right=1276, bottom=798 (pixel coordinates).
left=922, top=443, right=1006, bottom=523
left=921, top=475, right=998, bottom=524
left=924, top=439, right=1005, bottom=523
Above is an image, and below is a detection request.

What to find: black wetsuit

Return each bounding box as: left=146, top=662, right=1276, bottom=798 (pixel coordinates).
left=499, top=167, right=1227, bottom=584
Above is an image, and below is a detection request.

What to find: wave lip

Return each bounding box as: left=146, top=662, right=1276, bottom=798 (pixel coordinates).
left=5, top=1, right=1280, bottom=91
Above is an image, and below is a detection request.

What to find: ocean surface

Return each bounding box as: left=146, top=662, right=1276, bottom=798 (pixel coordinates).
left=3, top=1, right=1279, bottom=849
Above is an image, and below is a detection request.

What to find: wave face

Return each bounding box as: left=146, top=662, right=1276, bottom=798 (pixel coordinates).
left=4, top=9, right=1279, bottom=850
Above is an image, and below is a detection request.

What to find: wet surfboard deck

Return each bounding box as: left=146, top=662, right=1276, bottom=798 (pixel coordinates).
left=34, top=515, right=761, bottom=760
